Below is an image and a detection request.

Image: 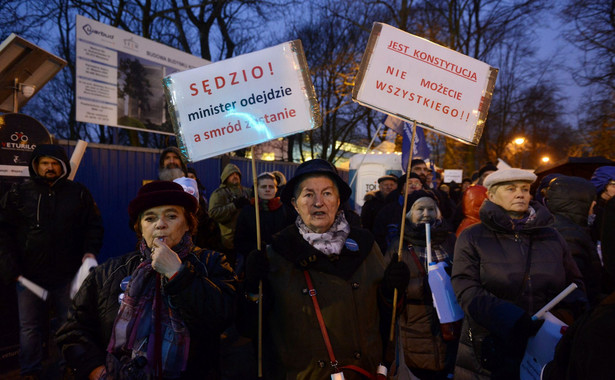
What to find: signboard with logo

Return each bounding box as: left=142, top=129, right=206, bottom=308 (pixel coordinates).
left=353, top=23, right=498, bottom=145
left=0, top=113, right=52, bottom=177
left=75, top=15, right=209, bottom=134
left=163, top=40, right=321, bottom=162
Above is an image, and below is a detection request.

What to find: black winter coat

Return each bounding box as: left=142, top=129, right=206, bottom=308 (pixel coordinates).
left=601, top=197, right=615, bottom=292
left=233, top=197, right=290, bottom=259
left=56, top=247, right=237, bottom=380
left=0, top=145, right=103, bottom=286
left=372, top=191, right=403, bottom=253
left=360, top=190, right=388, bottom=231
left=451, top=200, right=584, bottom=379
left=543, top=290, right=615, bottom=380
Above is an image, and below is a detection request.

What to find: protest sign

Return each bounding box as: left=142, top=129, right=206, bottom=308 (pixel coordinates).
left=353, top=23, right=498, bottom=145
left=444, top=169, right=463, bottom=183
left=163, top=40, right=321, bottom=162
left=75, top=15, right=208, bottom=134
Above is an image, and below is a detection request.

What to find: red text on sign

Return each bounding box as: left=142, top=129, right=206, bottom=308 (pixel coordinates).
left=193, top=108, right=297, bottom=142
left=189, top=62, right=274, bottom=96
left=419, top=78, right=462, bottom=101
left=387, top=40, right=411, bottom=54
left=386, top=66, right=407, bottom=79
left=375, top=80, right=471, bottom=122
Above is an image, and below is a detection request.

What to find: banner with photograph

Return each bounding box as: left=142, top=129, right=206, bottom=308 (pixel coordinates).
left=163, top=40, right=321, bottom=162
left=75, top=15, right=208, bottom=134
left=353, top=23, right=498, bottom=145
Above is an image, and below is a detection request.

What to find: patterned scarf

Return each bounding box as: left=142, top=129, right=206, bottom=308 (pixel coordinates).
left=296, top=211, right=350, bottom=256
left=512, top=205, right=537, bottom=231
left=405, top=222, right=450, bottom=270
left=107, top=233, right=193, bottom=378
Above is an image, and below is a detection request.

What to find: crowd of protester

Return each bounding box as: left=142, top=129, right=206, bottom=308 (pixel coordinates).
left=1, top=145, right=613, bottom=379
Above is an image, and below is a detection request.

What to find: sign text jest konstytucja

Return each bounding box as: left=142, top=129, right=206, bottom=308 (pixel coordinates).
left=387, top=40, right=478, bottom=82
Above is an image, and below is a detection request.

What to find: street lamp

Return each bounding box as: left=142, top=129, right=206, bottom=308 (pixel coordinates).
left=514, top=137, right=525, bottom=146
left=541, top=156, right=550, bottom=164
left=511, top=137, right=526, bottom=168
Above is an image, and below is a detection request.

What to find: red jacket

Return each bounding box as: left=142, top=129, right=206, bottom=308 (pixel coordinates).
left=455, top=185, right=488, bottom=237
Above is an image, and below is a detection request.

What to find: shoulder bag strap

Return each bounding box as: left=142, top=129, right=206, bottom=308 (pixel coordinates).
left=303, top=270, right=377, bottom=380
left=407, top=245, right=426, bottom=276
left=303, top=270, right=338, bottom=369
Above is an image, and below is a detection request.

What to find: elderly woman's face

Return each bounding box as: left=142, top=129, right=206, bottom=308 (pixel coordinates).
left=292, top=175, right=340, bottom=233
left=488, top=181, right=531, bottom=217
left=140, top=205, right=189, bottom=248
left=408, top=197, right=438, bottom=224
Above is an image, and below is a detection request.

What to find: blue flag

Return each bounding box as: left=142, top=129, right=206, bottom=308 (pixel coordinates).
left=384, top=115, right=404, bottom=135
left=401, top=122, right=431, bottom=172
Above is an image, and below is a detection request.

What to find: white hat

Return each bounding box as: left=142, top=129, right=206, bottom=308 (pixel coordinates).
left=173, top=177, right=199, bottom=204
left=483, top=168, right=537, bottom=190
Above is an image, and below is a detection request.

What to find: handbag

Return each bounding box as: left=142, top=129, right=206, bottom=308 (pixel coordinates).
left=303, top=270, right=386, bottom=380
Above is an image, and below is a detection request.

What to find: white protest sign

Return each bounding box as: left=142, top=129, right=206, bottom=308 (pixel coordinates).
left=353, top=23, right=498, bottom=145
left=163, top=41, right=321, bottom=162
left=443, top=169, right=463, bottom=183
left=75, top=15, right=208, bottom=134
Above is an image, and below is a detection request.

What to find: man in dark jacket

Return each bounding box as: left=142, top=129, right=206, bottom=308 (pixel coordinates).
left=0, top=144, right=104, bottom=378
left=360, top=174, right=397, bottom=231
left=545, top=176, right=603, bottom=305
left=372, top=172, right=424, bottom=253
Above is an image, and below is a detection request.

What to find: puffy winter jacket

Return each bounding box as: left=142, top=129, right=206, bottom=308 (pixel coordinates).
left=546, top=176, right=602, bottom=305
left=385, top=222, right=457, bottom=373
left=455, top=185, right=487, bottom=237
left=451, top=200, right=584, bottom=379
left=0, top=144, right=103, bottom=286
left=56, top=246, right=236, bottom=380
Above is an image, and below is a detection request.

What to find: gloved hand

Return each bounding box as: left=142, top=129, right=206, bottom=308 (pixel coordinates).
left=510, top=313, right=545, bottom=361
left=233, top=197, right=251, bottom=209
left=244, top=249, right=269, bottom=293
left=381, top=254, right=410, bottom=295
